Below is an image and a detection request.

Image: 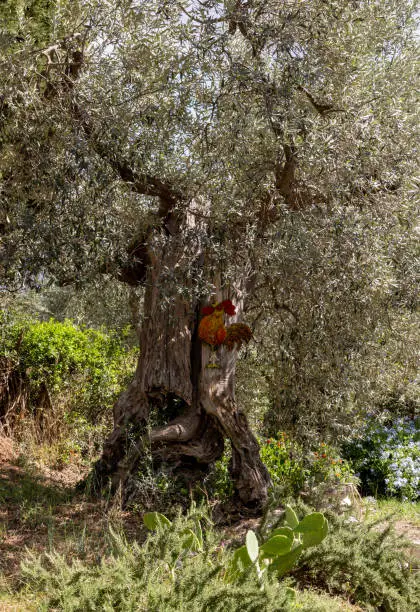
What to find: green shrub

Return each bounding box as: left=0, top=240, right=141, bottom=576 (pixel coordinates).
left=293, top=508, right=420, bottom=611
left=20, top=318, right=136, bottom=417
left=260, top=433, right=308, bottom=496
left=1, top=311, right=137, bottom=422
left=20, top=508, right=353, bottom=612
left=260, top=435, right=355, bottom=497
left=1, top=311, right=137, bottom=464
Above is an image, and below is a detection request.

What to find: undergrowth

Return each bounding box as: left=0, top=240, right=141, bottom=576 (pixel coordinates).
left=21, top=544, right=286, bottom=612
left=14, top=502, right=419, bottom=612
left=292, top=506, right=420, bottom=611
left=18, top=507, right=355, bottom=612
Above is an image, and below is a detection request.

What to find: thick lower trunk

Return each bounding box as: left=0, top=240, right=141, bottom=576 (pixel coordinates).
left=92, top=222, right=270, bottom=509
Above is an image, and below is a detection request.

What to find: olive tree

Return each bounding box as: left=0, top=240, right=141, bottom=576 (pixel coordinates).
left=1, top=0, right=418, bottom=507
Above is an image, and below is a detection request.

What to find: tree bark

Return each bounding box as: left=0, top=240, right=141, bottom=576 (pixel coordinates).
left=92, top=209, right=271, bottom=509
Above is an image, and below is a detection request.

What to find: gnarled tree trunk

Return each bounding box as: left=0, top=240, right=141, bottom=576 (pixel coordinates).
left=93, top=206, right=271, bottom=509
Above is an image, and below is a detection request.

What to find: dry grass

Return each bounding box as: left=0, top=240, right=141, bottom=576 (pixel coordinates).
left=0, top=456, right=146, bottom=589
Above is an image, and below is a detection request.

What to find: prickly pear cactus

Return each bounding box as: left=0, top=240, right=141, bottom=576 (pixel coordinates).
left=227, top=507, right=329, bottom=582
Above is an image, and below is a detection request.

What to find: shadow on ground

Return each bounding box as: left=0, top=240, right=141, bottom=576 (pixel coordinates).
left=0, top=458, right=144, bottom=582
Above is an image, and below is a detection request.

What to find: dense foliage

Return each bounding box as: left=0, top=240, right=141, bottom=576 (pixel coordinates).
left=0, top=311, right=137, bottom=458
left=1, top=0, right=418, bottom=443
left=344, top=416, right=420, bottom=501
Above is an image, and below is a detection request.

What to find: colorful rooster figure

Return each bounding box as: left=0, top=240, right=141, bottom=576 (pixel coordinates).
left=198, top=299, right=252, bottom=367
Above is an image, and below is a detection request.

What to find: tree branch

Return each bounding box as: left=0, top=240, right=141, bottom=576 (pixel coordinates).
left=274, top=143, right=297, bottom=201
left=71, top=102, right=183, bottom=210
left=296, top=84, right=342, bottom=116
left=58, top=47, right=185, bottom=285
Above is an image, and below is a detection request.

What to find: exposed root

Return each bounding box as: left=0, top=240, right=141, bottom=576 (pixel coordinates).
left=200, top=375, right=271, bottom=508
left=149, top=408, right=200, bottom=443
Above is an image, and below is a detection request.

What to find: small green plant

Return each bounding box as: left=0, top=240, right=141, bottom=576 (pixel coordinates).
left=308, top=441, right=355, bottom=487
left=143, top=508, right=204, bottom=558
left=260, top=434, right=308, bottom=495
left=226, top=505, right=328, bottom=584
left=209, top=435, right=355, bottom=503
left=205, top=445, right=234, bottom=501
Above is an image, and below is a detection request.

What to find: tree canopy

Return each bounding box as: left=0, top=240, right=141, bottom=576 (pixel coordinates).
left=1, top=0, right=419, bottom=442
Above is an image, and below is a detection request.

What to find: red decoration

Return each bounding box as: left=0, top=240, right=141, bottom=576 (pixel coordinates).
left=201, top=305, right=215, bottom=316
left=215, top=326, right=227, bottom=344
left=198, top=300, right=251, bottom=352
left=221, top=299, right=236, bottom=315
left=199, top=299, right=235, bottom=347
left=198, top=308, right=226, bottom=346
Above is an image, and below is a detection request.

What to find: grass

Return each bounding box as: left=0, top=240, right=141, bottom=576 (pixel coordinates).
left=0, top=453, right=418, bottom=611
left=0, top=589, right=42, bottom=611
left=363, top=497, right=420, bottom=527
left=0, top=463, right=71, bottom=509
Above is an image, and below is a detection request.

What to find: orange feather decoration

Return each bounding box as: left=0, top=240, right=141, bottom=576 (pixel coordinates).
left=198, top=308, right=227, bottom=347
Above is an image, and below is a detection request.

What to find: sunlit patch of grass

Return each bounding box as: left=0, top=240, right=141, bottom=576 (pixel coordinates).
left=362, top=497, right=420, bottom=526
left=0, top=588, right=44, bottom=611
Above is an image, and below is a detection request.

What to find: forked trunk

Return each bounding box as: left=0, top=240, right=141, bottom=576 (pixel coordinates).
left=93, top=211, right=270, bottom=509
